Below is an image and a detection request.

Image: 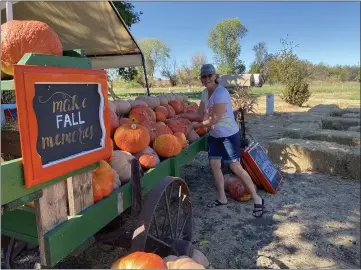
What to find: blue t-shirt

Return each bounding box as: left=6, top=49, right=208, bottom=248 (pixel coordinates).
left=200, top=85, right=239, bottom=138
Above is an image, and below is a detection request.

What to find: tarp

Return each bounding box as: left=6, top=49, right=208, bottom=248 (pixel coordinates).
left=1, top=1, right=144, bottom=69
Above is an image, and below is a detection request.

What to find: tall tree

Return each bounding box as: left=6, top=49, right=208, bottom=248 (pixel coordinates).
left=207, top=18, right=248, bottom=74
left=161, top=57, right=178, bottom=86
left=137, top=38, right=170, bottom=86
left=112, top=1, right=142, bottom=29
left=114, top=1, right=143, bottom=81
left=249, top=41, right=269, bottom=83
left=190, top=53, right=208, bottom=79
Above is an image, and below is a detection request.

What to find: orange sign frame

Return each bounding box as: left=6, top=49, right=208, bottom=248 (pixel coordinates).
left=13, top=65, right=112, bottom=188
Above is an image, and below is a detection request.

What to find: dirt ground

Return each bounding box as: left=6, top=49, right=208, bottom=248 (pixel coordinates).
left=2, top=99, right=360, bottom=269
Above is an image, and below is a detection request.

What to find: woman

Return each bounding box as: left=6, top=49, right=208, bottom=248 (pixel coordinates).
left=177, top=64, right=264, bottom=218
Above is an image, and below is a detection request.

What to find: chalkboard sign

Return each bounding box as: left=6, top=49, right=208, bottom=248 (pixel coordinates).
left=34, top=83, right=104, bottom=166
left=242, top=142, right=283, bottom=194
left=14, top=65, right=112, bottom=188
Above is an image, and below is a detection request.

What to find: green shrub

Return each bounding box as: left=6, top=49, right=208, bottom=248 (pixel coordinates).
left=281, top=79, right=311, bottom=107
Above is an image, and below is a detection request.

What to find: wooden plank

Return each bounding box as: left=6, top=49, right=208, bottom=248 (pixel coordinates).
left=0, top=130, right=21, bottom=157
left=2, top=190, right=42, bottom=212
left=18, top=53, right=92, bottom=69
left=34, top=182, right=68, bottom=266
left=0, top=79, right=14, bottom=91
left=66, top=171, right=94, bottom=216
left=1, top=208, right=38, bottom=244
left=1, top=160, right=98, bottom=205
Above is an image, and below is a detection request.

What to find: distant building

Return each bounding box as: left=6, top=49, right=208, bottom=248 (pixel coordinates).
left=219, top=74, right=255, bottom=91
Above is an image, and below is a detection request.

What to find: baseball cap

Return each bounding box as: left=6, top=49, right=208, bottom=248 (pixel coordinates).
left=200, top=64, right=217, bottom=77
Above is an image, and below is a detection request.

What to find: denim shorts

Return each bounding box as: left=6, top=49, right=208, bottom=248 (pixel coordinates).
left=208, top=131, right=241, bottom=163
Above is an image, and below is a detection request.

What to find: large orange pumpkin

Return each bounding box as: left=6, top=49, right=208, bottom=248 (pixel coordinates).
left=153, top=134, right=182, bottom=158
left=146, top=107, right=156, bottom=122
left=114, top=124, right=150, bottom=153
left=111, top=251, right=167, bottom=269
left=129, top=107, right=150, bottom=124
left=174, top=132, right=188, bottom=149
left=1, top=20, right=63, bottom=75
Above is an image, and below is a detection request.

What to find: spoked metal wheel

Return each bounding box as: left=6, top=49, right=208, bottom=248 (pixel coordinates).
left=131, top=176, right=193, bottom=258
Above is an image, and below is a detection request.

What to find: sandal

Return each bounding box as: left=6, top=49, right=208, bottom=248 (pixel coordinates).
left=253, top=198, right=265, bottom=218
left=207, top=200, right=228, bottom=208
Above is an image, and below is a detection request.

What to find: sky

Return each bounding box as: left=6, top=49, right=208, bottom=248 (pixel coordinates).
left=129, top=1, right=360, bottom=78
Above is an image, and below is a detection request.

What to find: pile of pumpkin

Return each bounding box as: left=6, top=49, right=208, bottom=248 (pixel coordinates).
left=111, top=250, right=209, bottom=269
left=91, top=94, right=208, bottom=203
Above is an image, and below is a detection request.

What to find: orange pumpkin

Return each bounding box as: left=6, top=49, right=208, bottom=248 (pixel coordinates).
left=174, top=132, right=188, bottom=149
left=195, top=127, right=208, bottom=136
left=108, top=108, right=120, bottom=136
left=114, top=124, right=150, bottom=153
left=155, top=106, right=169, bottom=118
left=111, top=251, right=167, bottom=269
left=1, top=20, right=63, bottom=75
left=169, top=100, right=183, bottom=115
left=153, top=134, right=182, bottom=158
left=228, top=181, right=251, bottom=202
left=144, top=122, right=173, bottom=144
left=190, top=102, right=199, bottom=111
left=139, top=153, right=157, bottom=169
left=163, top=255, right=205, bottom=269
left=146, top=107, right=157, bottom=122
left=164, top=104, right=176, bottom=118
left=92, top=160, right=115, bottom=202
left=129, top=107, right=150, bottom=124
left=166, top=118, right=191, bottom=134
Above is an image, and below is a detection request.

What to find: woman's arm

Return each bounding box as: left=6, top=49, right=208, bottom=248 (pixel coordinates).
left=193, top=103, right=226, bottom=129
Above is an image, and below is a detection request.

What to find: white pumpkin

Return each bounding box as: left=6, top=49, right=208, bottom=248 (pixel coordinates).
left=109, top=151, right=134, bottom=182
left=114, top=100, right=131, bottom=115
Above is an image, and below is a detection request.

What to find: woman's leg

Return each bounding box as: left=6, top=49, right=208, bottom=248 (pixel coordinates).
left=207, top=135, right=228, bottom=207
left=223, top=132, right=264, bottom=217
left=209, top=159, right=228, bottom=204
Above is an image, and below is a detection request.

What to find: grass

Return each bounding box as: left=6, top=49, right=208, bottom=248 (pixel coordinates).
left=113, top=81, right=360, bottom=105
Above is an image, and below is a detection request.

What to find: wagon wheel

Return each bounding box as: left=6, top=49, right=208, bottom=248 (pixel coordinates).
left=130, top=176, right=193, bottom=258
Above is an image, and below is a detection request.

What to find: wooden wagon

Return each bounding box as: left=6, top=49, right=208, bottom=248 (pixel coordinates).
left=1, top=1, right=208, bottom=268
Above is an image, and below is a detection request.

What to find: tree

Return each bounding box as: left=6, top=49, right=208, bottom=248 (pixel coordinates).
left=176, top=61, right=193, bottom=88
left=112, top=1, right=142, bottom=29
left=190, top=53, right=208, bottom=79
left=161, top=57, right=178, bottom=86
left=118, top=67, right=138, bottom=81
left=114, top=2, right=142, bottom=82
left=208, top=18, right=248, bottom=74
left=137, top=38, right=171, bottom=87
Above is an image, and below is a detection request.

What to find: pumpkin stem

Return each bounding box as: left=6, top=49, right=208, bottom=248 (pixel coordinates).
left=131, top=123, right=137, bottom=130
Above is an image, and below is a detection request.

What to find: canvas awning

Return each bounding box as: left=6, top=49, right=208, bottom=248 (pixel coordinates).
left=1, top=1, right=145, bottom=70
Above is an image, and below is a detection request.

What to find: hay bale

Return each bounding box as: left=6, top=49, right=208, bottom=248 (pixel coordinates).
left=348, top=126, right=360, bottom=132
left=308, top=104, right=341, bottom=116
left=282, top=122, right=322, bottom=139
left=321, top=117, right=360, bottom=130
left=344, top=107, right=360, bottom=114
left=268, top=138, right=360, bottom=180
left=341, top=113, right=360, bottom=119
left=283, top=128, right=360, bottom=146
